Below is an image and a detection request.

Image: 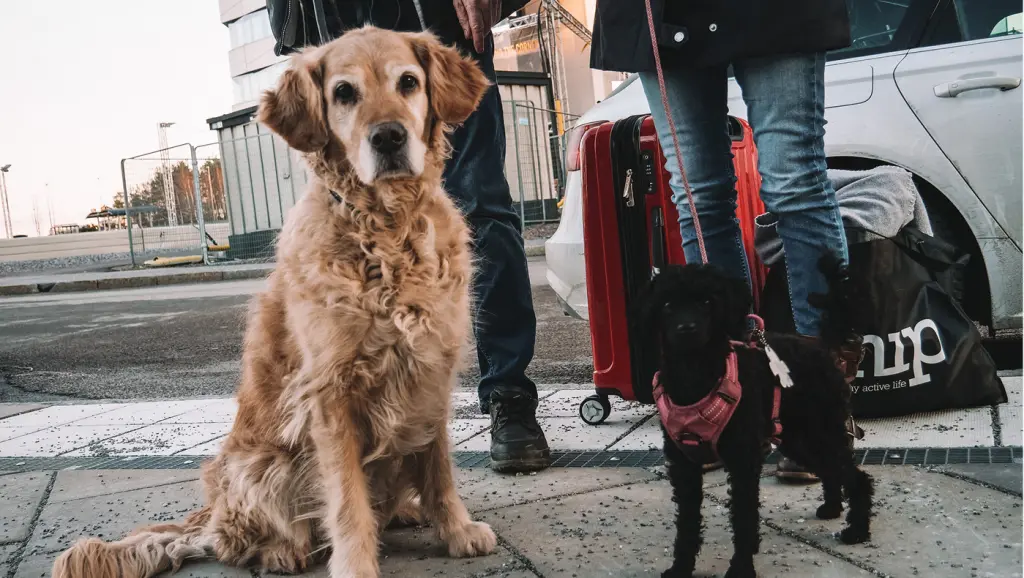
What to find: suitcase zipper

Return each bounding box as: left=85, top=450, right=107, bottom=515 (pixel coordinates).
left=622, top=168, right=635, bottom=207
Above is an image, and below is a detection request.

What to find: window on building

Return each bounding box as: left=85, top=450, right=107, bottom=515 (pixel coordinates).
left=229, top=9, right=273, bottom=49
left=233, top=61, right=289, bottom=105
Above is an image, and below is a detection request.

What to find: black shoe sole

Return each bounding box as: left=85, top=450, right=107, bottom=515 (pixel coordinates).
left=490, top=448, right=551, bottom=473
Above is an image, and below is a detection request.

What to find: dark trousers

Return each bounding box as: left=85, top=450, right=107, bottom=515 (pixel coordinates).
left=350, top=3, right=539, bottom=409
left=444, top=38, right=539, bottom=410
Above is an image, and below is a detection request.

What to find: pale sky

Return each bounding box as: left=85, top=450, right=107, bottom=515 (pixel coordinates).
left=0, top=0, right=233, bottom=236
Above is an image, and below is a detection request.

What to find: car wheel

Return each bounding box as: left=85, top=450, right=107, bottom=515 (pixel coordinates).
left=922, top=194, right=988, bottom=328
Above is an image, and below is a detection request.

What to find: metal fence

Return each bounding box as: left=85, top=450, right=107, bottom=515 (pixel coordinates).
left=195, top=126, right=308, bottom=261
left=121, top=100, right=573, bottom=264
left=504, top=101, right=578, bottom=225
left=120, top=144, right=229, bottom=266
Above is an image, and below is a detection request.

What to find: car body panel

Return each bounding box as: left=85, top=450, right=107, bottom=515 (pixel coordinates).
left=894, top=35, right=1023, bottom=247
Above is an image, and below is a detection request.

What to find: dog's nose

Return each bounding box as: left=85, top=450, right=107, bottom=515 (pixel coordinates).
left=369, top=122, right=407, bottom=154
left=676, top=322, right=697, bottom=333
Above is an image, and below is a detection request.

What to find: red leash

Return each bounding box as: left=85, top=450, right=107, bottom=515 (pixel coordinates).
left=643, top=0, right=708, bottom=265
left=636, top=15, right=792, bottom=449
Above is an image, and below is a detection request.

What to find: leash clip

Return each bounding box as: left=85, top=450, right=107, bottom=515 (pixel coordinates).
left=750, top=327, right=768, bottom=349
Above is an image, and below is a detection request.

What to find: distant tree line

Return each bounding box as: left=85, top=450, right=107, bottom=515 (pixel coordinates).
left=123, top=158, right=227, bottom=227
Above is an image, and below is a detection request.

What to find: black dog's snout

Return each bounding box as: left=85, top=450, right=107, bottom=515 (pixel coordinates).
left=369, top=122, right=407, bottom=154
left=676, top=322, right=697, bottom=333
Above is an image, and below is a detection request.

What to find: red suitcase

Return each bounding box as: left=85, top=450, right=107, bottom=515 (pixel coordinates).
left=577, top=115, right=767, bottom=425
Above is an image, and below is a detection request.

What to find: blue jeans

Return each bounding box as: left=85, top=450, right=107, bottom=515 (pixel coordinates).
left=640, top=53, right=849, bottom=336
left=346, top=2, right=537, bottom=409
left=443, top=38, right=539, bottom=409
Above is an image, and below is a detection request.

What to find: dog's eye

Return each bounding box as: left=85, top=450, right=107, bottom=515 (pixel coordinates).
left=334, top=82, right=357, bottom=104
left=399, top=73, right=419, bottom=95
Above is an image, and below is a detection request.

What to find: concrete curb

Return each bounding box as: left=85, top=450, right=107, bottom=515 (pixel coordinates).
left=525, top=243, right=546, bottom=258
left=0, top=244, right=547, bottom=297
left=0, top=267, right=272, bottom=297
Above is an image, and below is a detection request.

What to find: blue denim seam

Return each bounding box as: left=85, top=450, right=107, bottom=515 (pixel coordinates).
left=779, top=55, right=816, bottom=334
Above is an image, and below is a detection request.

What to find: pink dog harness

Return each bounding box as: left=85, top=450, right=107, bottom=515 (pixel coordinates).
left=652, top=317, right=784, bottom=465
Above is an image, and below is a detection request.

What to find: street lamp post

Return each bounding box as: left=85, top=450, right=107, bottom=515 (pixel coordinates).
left=158, top=122, right=177, bottom=226
left=0, top=164, right=12, bottom=239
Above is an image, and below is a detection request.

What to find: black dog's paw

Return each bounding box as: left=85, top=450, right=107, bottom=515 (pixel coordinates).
left=661, top=566, right=693, bottom=578
left=838, top=525, right=871, bottom=544
left=724, top=562, right=757, bottom=578
left=816, top=502, right=843, bottom=520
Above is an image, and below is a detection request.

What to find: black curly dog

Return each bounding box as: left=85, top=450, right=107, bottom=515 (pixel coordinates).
left=639, top=259, right=873, bottom=578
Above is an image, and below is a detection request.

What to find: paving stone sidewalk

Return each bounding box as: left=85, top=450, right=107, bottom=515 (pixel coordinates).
left=0, top=375, right=1019, bottom=459
left=0, top=463, right=1020, bottom=578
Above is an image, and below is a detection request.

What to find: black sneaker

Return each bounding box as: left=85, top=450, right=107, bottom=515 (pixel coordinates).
left=488, top=387, right=551, bottom=473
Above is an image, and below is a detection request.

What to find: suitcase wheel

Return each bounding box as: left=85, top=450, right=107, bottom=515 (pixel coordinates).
left=579, top=394, right=612, bottom=425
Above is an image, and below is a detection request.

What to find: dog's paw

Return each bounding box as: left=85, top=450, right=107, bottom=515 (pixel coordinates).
left=661, top=566, right=693, bottom=578
left=259, top=545, right=309, bottom=574
left=838, top=525, right=870, bottom=545
left=386, top=498, right=425, bottom=529
left=446, top=521, right=497, bottom=558
left=816, top=502, right=843, bottom=520
left=724, top=562, right=757, bottom=578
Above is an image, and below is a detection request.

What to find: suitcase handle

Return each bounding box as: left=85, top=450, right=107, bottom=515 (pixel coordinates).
left=651, top=207, right=666, bottom=276
left=727, top=117, right=744, bottom=142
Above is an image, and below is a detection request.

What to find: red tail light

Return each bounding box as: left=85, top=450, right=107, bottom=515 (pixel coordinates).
left=565, top=122, right=603, bottom=172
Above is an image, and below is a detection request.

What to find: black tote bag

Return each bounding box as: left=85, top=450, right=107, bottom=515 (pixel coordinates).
left=759, top=227, right=1006, bottom=419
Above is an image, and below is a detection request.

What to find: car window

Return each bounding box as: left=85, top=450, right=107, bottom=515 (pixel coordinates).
left=836, top=0, right=913, bottom=54
left=990, top=14, right=1023, bottom=37
left=919, top=0, right=962, bottom=46
left=954, top=0, right=1022, bottom=40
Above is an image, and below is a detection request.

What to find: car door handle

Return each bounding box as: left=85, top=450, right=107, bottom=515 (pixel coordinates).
left=934, top=77, right=1021, bottom=97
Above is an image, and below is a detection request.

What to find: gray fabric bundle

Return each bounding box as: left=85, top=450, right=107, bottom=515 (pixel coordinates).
left=754, top=166, right=933, bottom=266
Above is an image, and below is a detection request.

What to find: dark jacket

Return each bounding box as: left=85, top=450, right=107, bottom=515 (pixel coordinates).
left=269, top=0, right=529, bottom=55
left=591, top=0, right=851, bottom=72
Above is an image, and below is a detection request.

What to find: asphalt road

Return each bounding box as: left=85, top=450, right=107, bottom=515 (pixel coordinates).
left=0, top=258, right=594, bottom=403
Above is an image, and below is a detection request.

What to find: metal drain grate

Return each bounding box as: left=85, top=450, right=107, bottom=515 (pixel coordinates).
left=0, top=447, right=1018, bottom=472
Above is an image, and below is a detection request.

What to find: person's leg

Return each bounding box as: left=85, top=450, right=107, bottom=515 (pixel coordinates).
left=733, top=53, right=851, bottom=482
left=441, top=36, right=550, bottom=473
left=639, top=67, right=752, bottom=292
left=640, top=66, right=748, bottom=474
left=733, top=53, right=849, bottom=337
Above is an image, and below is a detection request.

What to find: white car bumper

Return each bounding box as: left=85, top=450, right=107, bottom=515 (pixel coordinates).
left=544, top=171, right=588, bottom=320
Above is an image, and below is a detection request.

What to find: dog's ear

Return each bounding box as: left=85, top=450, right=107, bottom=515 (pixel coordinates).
left=257, top=49, right=329, bottom=153
left=408, top=33, right=491, bottom=125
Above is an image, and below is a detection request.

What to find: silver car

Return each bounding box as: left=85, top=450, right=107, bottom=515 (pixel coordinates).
left=546, top=0, right=1022, bottom=333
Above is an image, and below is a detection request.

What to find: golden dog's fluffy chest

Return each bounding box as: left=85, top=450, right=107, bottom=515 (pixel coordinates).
left=270, top=183, right=472, bottom=456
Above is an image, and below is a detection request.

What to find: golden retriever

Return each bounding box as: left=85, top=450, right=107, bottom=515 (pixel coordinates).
left=52, top=26, right=493, bottom=578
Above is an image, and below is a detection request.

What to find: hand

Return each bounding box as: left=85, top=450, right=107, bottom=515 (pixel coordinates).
left=452, top=0, right=502, bottom=53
